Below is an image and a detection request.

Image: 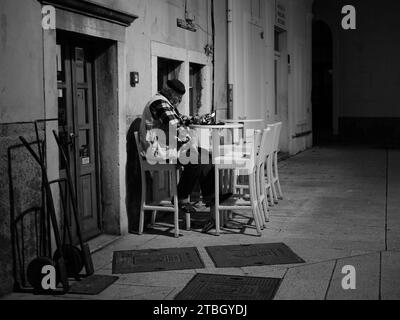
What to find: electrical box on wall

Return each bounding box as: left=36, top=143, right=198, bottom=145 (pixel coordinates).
left=130, top=72, right=139, bottom=87
left=177, top=18, right=197, bottom=32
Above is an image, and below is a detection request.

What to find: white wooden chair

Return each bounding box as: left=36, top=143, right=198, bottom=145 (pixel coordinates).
left=273, top=122, right=284, bottom=200
left=212, top=129, right=266, bottom=236
left=220, top=127, right=274, bottom=226
left=265, top=124, right=276, bottom=206
left=255, top=127, right=274, bottom=224
left=268, top=122, right=283, bottom=202
left=134, top=132, right=190, bottom=238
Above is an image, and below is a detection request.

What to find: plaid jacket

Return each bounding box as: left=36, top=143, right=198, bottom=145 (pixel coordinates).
left=139, top=94, right=198, bottom=163
left=149, top=97, right=192, bottom=127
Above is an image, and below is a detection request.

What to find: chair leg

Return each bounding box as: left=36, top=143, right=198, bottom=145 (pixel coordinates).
left=185, top=212, right=191, bottom=231
left=151, top=211, right=157, bottom=226
left=269, top=157, right=278, bottom=204
left=274, top=152, right=283, bottom=199
left=174, top=203, right=179, bottom=238
left=139, top=171, right=147, bottom=235
left=139, top=205, right=145, bottom=235
left=255, top=170, right=265, bottom=230
left=267, top=182, right=274, bottom=206
left=255, top=165, right=265, bottom=229
left=214, top=167, right=221, bottom=236
left=266, top=158, right=275, bottom=206
left=249, top=172, right=262, bottom=236
left=260, top=164, right=270, bottom=223
left=171, top=170, right=180, bottom=238
left=232, top=169, right=239, bottom=193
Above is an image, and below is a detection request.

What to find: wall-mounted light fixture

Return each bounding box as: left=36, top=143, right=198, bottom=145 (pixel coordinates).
left=130, top=72, right=139, bottom=87
left=204, top=44, right=213, bottom=57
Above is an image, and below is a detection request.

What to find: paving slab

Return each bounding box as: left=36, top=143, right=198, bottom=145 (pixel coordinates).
left=91, top=284, right=174, bottom=300
left=115, top=271, right=195, bottom=288
left=274, top=261, right=336, bottom=300
left=240, top=265, right=288, bottom=278
left=381, top=251, right=400, bottom=300
left=387, top=151, right=400, bottom=251
left=326, top=253, right=380, bottom=300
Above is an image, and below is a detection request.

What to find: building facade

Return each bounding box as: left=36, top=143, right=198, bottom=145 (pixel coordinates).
left=0, top=0, right=313, bottom=295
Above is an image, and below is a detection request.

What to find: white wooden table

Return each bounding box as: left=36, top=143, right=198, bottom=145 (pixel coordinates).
left=221, top=119, right=265, bottom=142
left=190, top=123, right=244, bottom=159
left=221, top=119, right=264, bottom=123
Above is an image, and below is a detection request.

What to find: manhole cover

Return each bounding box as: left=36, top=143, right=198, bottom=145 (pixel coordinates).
left=205, top=243, right=305, bottom=268
left=112, top=247, right=205, bottom=274
left=175, top=274, right=281, bottom=300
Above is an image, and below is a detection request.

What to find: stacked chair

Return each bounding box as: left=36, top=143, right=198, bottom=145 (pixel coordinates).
left=213, top=129, right=269, bottom=236
left=218, top=122, right=284, bottom=234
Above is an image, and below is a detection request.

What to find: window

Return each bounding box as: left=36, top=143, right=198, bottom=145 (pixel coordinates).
left=274, top=30, right=280, bottom=52
left=152, top=42, right=210, bottom=116
left=157, top=57, right=183, bottom=91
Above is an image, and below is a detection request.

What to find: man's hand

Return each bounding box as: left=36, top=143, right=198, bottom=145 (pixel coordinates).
left=197, top=112, right=216, bottom=125
left=177, top=126, right=192, bottom=149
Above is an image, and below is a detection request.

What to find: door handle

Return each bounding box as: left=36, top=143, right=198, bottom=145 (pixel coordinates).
left=68, top=132, right=77, bottom=146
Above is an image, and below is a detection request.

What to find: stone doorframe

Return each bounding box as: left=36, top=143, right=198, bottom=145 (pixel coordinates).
left=40, top=0, right=137, bottom=236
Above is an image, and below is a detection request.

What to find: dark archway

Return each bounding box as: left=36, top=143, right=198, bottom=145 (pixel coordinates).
left=312, top=20, right=333, bottom=145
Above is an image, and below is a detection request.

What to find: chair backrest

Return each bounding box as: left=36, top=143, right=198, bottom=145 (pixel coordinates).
left=257, top=127, right=273, bottom=167
left=273, top=122, right=282, bottom=152
left=134, top=132, right=146, bottom=170
left=266, top=124, right=276, bottom=155
left=267, top=122, right=282, bottom=153
left=253, top=129, right=262, bottom=156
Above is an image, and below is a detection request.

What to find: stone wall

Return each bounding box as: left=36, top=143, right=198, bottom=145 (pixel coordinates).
left=0, top=123, right=44, bottom=296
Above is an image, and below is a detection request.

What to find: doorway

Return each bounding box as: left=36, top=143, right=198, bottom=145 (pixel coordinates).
left=312, top=20, right=333, bottom=145
left=56, top=31, right=101, bottom=241
left=274, top=27, right=289, bottom=153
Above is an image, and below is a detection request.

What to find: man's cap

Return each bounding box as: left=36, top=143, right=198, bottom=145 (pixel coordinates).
left=167, top=79, right=186, bottom=95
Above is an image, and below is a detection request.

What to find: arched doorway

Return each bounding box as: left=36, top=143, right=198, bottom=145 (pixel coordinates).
left=312, top=20, right=333, bottom=145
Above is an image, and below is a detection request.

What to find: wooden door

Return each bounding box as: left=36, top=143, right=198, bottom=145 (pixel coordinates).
left=57, top=33, right=100, bottom=241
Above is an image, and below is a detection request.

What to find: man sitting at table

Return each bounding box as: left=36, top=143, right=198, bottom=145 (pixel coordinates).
left=139, top=79, right=231, bottom=230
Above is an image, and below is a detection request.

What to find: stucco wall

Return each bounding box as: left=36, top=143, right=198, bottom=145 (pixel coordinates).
left=87, top=0, right=223, bottom=123
left=229, top=0, right=312, bottom=154
left=0, top=0, right=45, bottom=123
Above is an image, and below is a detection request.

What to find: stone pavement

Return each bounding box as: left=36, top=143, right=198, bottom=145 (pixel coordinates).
left=3, top=146, right=400, bottom=300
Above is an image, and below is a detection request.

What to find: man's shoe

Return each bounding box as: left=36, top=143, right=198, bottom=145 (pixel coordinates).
left=179, top=202, right=197, bottom=214
left=201, top=219, right=215, bottom=233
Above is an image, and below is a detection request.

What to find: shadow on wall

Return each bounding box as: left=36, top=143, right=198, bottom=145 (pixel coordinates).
left=126, top=118, right=154, bottom=233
